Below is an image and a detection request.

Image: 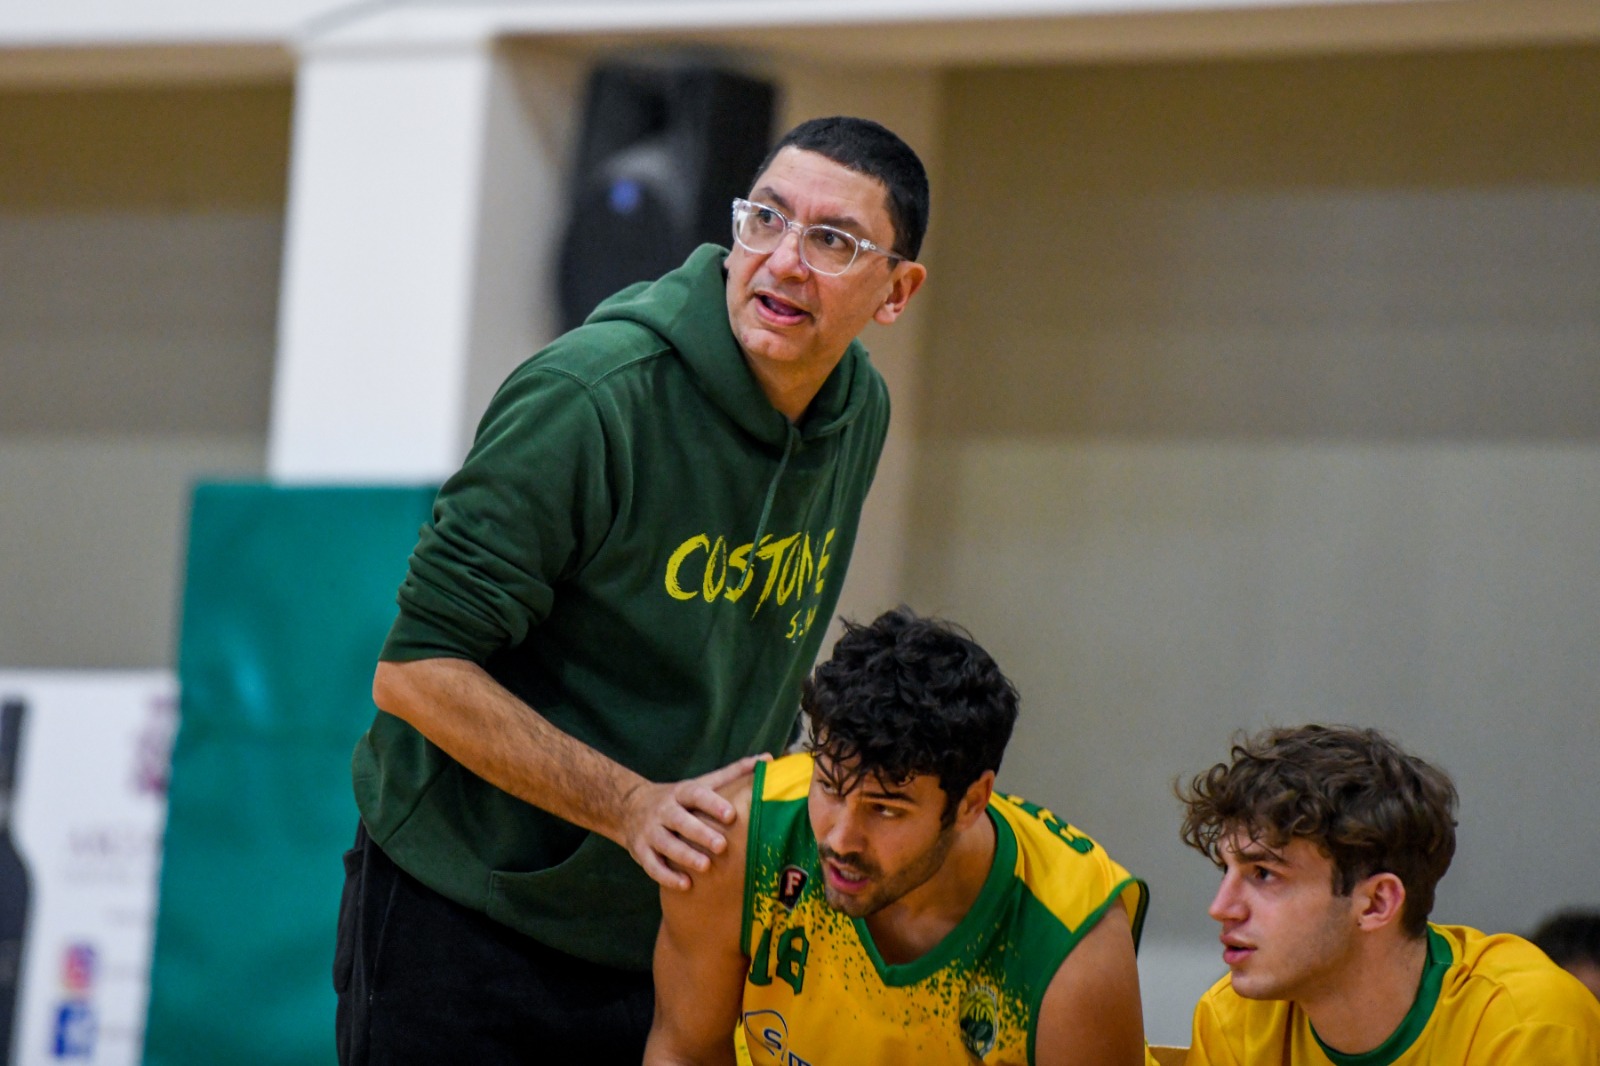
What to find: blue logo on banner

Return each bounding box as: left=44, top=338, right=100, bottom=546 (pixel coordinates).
left=52, top=1000, right=96, bottom=1058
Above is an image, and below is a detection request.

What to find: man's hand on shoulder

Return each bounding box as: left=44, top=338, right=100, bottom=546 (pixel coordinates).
left=623, top=753, right=769, bottom=891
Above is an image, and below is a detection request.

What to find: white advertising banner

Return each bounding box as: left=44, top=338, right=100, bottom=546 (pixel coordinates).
left=0, top=672, right=174, bottom=1066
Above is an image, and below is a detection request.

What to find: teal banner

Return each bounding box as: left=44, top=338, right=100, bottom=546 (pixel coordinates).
left=144, top=482, right=434, bottom=1065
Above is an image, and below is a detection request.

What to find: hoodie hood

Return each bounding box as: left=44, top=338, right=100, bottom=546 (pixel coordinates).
left=585, top=243, right=876, bottom=448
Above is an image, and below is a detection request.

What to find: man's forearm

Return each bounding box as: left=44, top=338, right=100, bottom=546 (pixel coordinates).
left=372, top=656, right=757, bottom=889
left=372, top=657, right=644, bottom=845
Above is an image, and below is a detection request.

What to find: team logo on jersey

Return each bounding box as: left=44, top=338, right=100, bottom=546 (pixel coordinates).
left=958, top=982, right=1000, bottom=1059
left=777, top=865, right=809, bottom=908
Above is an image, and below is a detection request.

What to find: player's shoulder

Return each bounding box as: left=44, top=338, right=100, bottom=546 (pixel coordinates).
left=714, top=767, right=758, bottom=848
left=668, top=774, right=760, bottom=919
left=743, top=753, right=812, bottom=866
left=756, top=750, right=814, bottom=802
left=709, top=752, right=807, bottom=874
left=991, top=791, right=1147, bottom=937
left=1441, top=923, right=1563, bottom=988
left=991, top=791, right=1133, bottom=884
left=1439, top=924, right=1600, bottom=1028
left=994, top=792, right=1102, bottom=847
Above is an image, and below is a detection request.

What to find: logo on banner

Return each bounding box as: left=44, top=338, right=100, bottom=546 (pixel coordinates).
left=52, top=1000, right=94, bottom=1058
left=52, top=942, right=99, bottom=1059
left=61, top=943, right=95, bottom=994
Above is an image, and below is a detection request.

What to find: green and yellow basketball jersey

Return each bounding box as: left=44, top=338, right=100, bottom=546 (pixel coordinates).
left=736, top=753, right=1149, bottom=1066
left=1188, top=924, right=1600, bottom=1064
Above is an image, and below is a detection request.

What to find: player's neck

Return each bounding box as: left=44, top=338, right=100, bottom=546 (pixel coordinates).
left=865, top=814, right=996, bottom=966
left=1301, top=931, right=1430, bottom=1055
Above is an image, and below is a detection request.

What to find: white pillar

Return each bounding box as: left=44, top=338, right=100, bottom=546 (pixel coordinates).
left=268, top=35, right=583, bottom=482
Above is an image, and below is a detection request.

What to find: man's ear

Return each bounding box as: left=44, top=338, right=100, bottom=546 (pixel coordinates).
left=1352, top=871, right=1408, bottom=933
left=955, top=769, right=995, bottom=829
left=873, top=262, right=927, bottom=326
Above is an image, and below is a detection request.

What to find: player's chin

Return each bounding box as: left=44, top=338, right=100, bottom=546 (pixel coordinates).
left=821, top=884, right=873, bottom=918
left=1226, top=971, right=1278, bottom=1002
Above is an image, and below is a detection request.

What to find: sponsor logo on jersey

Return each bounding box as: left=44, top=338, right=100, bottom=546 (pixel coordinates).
left=777, top=865, right=809, bottom=908
left=958, top=982, right=1000, bottom=1059
left=743, top=1009, right=817, bottom=1066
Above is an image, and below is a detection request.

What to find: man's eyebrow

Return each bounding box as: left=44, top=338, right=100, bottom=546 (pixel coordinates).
left=750, top=187, right=793, bottom=215
left=860, top=778, right=915, bottom=803
left=1232, top=843, right=1287, bottom=865
left=749, top=186, right=868, bottom=236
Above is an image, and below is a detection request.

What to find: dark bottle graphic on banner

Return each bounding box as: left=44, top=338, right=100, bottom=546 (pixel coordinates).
left=0, top=697, right=30, bottom=1061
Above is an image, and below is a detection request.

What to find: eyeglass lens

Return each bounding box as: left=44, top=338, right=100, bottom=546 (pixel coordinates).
left=733, top=202, right=859, bottom=275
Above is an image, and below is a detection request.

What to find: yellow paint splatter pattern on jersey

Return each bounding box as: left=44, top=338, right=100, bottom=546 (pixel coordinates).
left=738, top=753, right=1148, bottom=1066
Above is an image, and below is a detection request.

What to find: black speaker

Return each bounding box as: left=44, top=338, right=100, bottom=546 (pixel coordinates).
left=557, top=62, right=776, bottom=333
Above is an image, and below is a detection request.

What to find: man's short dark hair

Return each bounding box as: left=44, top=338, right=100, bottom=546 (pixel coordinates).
left=801, top=607, right=1018, bottom=823
left=1532, top=910, right=1600, bottom=969
left=756, top=116, right=930, bottom=261
left=1177, top=724, right=1459, bottom=938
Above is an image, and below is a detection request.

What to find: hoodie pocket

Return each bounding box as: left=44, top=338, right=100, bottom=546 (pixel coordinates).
left=487, top=832, right=661, bottom=971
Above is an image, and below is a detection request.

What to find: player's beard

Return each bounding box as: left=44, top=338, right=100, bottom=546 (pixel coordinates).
left=818, top=823, right=959, bottom=919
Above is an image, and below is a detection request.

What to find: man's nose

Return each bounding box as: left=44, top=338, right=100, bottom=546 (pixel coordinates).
left=766, top=223, right=810, bottom=277
left=820, top=806, right=865, bottom=856
left=1208, top=873, right=1245, bottom=923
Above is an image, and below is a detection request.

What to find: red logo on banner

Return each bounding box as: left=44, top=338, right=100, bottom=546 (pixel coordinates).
left=61, top=943, right=96, bottom=994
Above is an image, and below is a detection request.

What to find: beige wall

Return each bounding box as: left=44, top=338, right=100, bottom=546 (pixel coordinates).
left=912, top=42, right=1600, bottom=987
left=0, top=84, right=289, bottom=667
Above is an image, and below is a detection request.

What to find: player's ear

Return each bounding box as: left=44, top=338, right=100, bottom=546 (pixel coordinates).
left=954, top=770, right=994, bottom=829
left=1352, top=871, right=1407, bottom=933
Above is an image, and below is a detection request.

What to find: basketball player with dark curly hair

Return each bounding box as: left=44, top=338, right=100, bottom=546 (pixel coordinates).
left=647, top=607, right=1152, bottom=1065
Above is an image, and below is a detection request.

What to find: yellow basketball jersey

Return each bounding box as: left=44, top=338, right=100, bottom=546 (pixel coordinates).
left=736, top=753, right=1148, bottom=1066
left=1188, top=923, right=1600, bottom=1064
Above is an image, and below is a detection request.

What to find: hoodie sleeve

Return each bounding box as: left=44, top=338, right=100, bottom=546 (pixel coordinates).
left=381, top=362, right=615, bottom=663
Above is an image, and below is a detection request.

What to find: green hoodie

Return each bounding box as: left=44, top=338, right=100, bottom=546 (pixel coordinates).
left=354, top=244, right=890, bottom=971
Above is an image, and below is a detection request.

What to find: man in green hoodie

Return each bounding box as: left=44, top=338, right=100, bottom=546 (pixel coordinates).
left=335, top=116, right=930, bottom=1064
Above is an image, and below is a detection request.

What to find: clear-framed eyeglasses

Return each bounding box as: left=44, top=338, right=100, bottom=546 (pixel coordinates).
left=731, top=198, right=905, bottom=277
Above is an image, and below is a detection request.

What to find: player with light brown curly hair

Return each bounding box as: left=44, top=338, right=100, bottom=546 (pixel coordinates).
left=1177, top=723, right=1600, bottom=1064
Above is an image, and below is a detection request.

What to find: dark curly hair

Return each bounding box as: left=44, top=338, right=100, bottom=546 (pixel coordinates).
left=801, top=607, right=1019, bottom=824
left=1178, top=724, right=1458, bottom=938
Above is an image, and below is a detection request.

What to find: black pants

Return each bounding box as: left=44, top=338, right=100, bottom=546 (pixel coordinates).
left=335, top=823, right=655, bottom=1065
